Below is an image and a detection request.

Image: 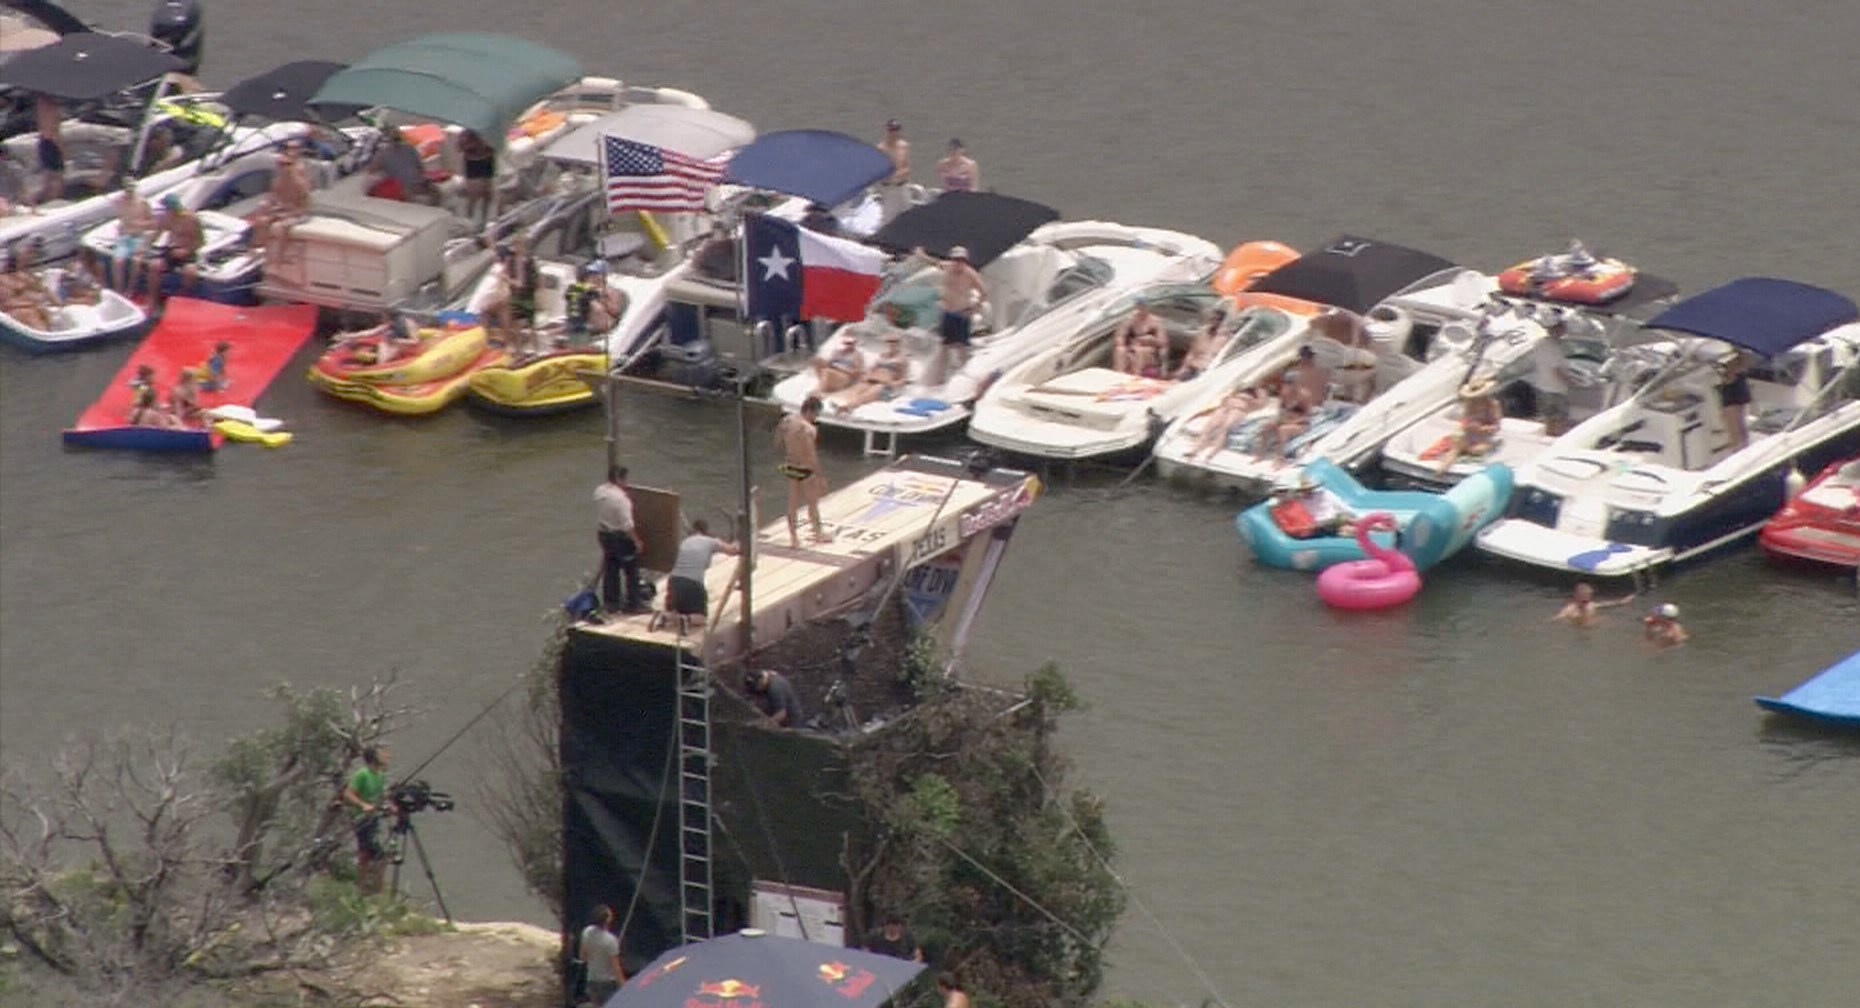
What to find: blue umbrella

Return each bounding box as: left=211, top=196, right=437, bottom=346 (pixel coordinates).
left=607, top=930, right=926, bottom=1008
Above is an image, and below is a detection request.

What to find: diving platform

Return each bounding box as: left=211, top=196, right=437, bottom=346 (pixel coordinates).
left=580, top=454, right=1042, bottom=668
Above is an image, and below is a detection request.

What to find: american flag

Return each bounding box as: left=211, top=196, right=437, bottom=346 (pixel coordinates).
left=600, top=135, right=726, bottom=213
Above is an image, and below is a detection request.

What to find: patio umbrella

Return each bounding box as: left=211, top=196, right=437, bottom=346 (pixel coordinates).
left=607, top=930, right=927, bottom=1008
left=220, top=60, right=350, bottom=123
left=1244, top=235, right=1456, bottom=316
left=0, top=31, right=183, bottom=100
left=869, top=191, right=1059, bottom=269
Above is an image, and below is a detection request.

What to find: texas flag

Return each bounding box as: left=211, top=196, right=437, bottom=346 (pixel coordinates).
left=743, top=212, right=886, bottom=324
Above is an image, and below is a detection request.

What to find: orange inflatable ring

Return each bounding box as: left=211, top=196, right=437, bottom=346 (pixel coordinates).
left=1497, top=258, right=1637, bottom=304
left=1212, top=240, right=1300, bottom=298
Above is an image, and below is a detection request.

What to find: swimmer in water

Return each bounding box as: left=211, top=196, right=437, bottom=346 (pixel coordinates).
left=1551, top=582, right=1637, bottom=627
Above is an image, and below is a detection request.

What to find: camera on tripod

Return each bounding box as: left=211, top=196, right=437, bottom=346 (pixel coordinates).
left=388, top=779, right=455, bottom=817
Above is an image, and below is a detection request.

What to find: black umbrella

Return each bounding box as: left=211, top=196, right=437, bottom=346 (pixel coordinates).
left=870, top=191, right=1059, bottom=269
left=609, top=930, right=926, bottom=1008
left=1245, top=235, right=1457, bottom=315
left=0, top=31, right=183, bottom=101
left=220, top=60, right=350, bottom=122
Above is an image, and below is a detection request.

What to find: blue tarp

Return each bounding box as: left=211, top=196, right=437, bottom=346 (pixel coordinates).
left=723, top=129, right=893, bottom=208
left=1645, top=277, right=1858, bottom=357
left=1755, top=649, right=1860, bottom=726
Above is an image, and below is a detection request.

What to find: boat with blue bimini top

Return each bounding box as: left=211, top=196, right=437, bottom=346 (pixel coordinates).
left=1236, top=457, right=1511, bottom=572
left=1476, top=277, right=1860, bottom=578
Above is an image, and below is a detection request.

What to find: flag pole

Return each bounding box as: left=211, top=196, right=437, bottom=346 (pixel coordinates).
left=735, top=212, right=756, bottom=657
left=602, top=132, right=622, bottom=475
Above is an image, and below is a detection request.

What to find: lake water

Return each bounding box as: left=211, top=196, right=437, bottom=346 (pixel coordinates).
left=4, top=2, right=1858, bottom=1004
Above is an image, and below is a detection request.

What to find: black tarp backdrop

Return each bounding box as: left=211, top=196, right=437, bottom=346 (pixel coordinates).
left=561, top=631, right=870, bottom=971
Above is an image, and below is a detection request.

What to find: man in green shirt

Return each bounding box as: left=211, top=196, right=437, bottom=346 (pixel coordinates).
left=341, top=746, right=391, bottom=894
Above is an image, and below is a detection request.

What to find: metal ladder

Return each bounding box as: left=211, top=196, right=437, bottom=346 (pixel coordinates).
left=674, top=644, right=715, bottom=943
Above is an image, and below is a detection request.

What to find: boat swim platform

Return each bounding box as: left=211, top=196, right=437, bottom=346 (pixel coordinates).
left=578, top=453, right=1042, bottom=668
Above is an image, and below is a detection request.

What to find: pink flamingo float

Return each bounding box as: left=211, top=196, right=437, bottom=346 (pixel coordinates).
left=1316, top=512, right=1422, bottom=610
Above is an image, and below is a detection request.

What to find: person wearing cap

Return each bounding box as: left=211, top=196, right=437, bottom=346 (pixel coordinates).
left=1288, top=473, right=1355, bottom=536
left=1432, top=376, right=1503, bottom=475
left=744, top=668, right=804, bottom=728
left=936, top=139, right=979, bottom=193
left=923, top=244, right=986, bottom=385
left=877, top=119, right=911, bottom=183
left=1551, top=581, right=1636, bottom=627
left=110, top=184, right=157, bottom=293
left=144, top=193, right=205, bottom=312
left=1643, top=603, right=1688, bottom=647
left=1530, top=312, right=1577, bottom=436
left=1113, top=300, right=1166, bottom=377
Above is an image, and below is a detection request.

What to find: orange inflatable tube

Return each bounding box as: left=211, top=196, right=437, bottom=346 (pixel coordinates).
left=1212, top=240, right=1300, bottom=298
left=1497, top=258, right=1636, bottom=304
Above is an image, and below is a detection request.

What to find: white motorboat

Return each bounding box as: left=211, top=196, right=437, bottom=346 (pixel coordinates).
left=967, top=271, right=1304, bottom=461
left=770, top=205, right=1223, bottom=445
left=1151, top=236, right=1487, bottom=492
left=1374, top=279, right=1684, bottom=487
left=0, top=266, right=145, bottom=353
left=1476, top=277, right=1860, bottom=577
left=257, top=40, right=721, bottom=314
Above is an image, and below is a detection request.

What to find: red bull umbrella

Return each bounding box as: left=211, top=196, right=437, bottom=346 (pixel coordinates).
left=609, top=930, right=927, bottom=1008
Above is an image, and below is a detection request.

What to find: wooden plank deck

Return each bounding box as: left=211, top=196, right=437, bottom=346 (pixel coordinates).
left=582, top=454, right=1040, bottom=666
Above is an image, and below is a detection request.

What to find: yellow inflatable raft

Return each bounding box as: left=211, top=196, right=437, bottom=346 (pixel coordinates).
left=465, top=352, right=607, bottom=417
left=307, top=325, right=488, bottom=390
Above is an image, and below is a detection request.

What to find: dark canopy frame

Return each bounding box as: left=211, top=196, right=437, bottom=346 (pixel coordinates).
left=0, top=31, right=183, bottom=100
left=1245, top=235, right=1458, bottom=315
left=723, top=129, right=893, bottom=208
left=1645, top=277, right=1859, bottom=356
left=308, top=32, right=582, bottom=144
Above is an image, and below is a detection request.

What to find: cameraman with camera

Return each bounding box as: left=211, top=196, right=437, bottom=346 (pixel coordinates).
left=341, top=746, right=391, bottom=895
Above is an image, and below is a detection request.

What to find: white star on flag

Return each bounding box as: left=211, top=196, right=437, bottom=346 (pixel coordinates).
left=759, top=247, right=795, bottom=282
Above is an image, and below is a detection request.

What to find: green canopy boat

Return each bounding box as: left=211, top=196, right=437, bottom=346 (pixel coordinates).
left=308, top=32, right=583, bottom=144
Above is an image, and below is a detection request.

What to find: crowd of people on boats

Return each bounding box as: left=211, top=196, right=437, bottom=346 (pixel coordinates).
left=0, top=235, right=104, bottom=330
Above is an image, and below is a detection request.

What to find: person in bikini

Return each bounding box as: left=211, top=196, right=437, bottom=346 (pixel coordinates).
left=145, top=194, right=205, bottom=313
left=1551, top=582, right=1637, bottom=627
left=459, top=129, right=497, bottom=224
left=1255, top=377, right=1314, bottom=460
left=925, top=245, right=986, bottom=385
left=1113, top=301, right=1167, bottom=376
left=1291, top=344, right=1331, bottom=409
left=833, top=334, right=909, bottom=413
left=937, top=139, right=979, bottom=192
left=775, top=395, right=832, bottom=547
left=1187, top=386, right=1265, bottom=461
left=810, top=334, right=867, bottom=395
left=245, top=138, right=313, bottom=264
left=1432, top=378, right=1503, bottom=475
left=0, top=246, right=53, bottom=332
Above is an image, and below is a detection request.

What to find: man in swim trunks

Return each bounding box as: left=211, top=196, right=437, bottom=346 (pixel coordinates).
left=110, top=184, right=156, bottom=293
left=33, top=95, right=63, bottom=205
left=774, top=396, right=831, bottom=548
left=246, top=138, right=312, bottom=264
left=145, top=194, right=205, bottom=313
left=810, top=334, right=866, bottom=394
left=875, top=119, right=912, bottom=221
left=1551, top=582, right=1636, bottom=627
left=927, top=245, right=986, bottom=386
left=833, top=334, right=909, bottom=413
left=503, top=235, right=540, bottom=355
